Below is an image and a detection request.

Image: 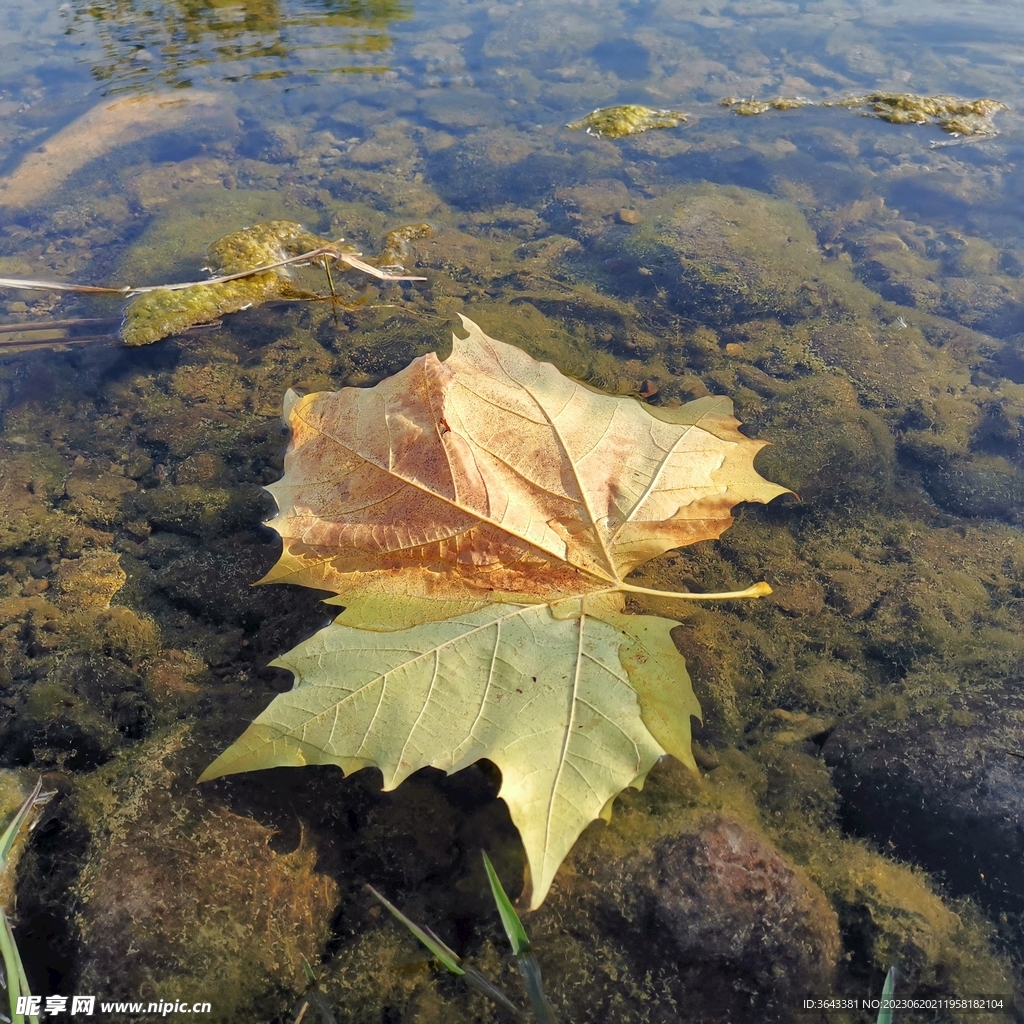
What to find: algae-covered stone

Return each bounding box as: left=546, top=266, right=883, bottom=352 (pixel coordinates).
left=127, top=483, right=248, bottom=536
left=63, top=465, right=137, bottom=525
left=204, top=220, right=332, bottom=277
left=121, top=220, right=333, bottom=346
left=853, top=92, right=1008, bottom=136
left=377, top=222, right=433, bottom=269
left=754, top=373, right=896, bottom=507
left=502, top=745, right=1016, bottom=1023
left=0, top=445, right=91, bottom=557
left=74, top=729, right=339, bottom=1023
left=623, top=183, right=833, bottom=325
left=589, top=813, right=841, bottom=1019
left=0, top=598, right=162, bottom=768
left=919, top=453, right=1024, bottom=524
left=566, top=104, right=687, bottom=139
left=52, top=553, right=126, bottom=611
left=823, top=684, right=1024, bottom=916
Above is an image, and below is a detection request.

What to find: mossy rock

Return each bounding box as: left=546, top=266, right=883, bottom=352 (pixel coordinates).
left=127, top=483, right=255, bottom=537
left=623, top=184, right=834, bottom=325
left=73, top=729, right=339, bottom=1023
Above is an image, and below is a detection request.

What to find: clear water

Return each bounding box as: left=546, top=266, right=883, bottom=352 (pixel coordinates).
left=1, top=1, right=1023, bottom=1022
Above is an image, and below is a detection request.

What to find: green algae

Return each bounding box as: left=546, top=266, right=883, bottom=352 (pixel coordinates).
left=842, top=92, right=1009, bottom=136
left=119, top=218, right=432, bottom=345
left=724, top=91, right=1009, bottom=137
left=121, top=220, right=335, bottom=346
left=121, top=275, right=285, bottom=347
left=204, top=220, right=333, bottom=277
left=721, top=96, right=813, bottom=115
left=566, top=105, right=687, bottom=139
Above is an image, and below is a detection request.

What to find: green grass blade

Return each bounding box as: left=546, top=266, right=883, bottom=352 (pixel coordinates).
left=877, top=965, right=897, bottom=1024
left=0, top=780, right=43, bottom=869
left=479, top=854, right=557, bottom=1023
left=481, top=852, right=530, bottom=955
left=294, top=956, right=336, bottom=1024
left=2, top=909, right=40, bottom=1024
left=367, top=886, right=465, bottom=976
left=516, top=955, right=558, bottom=1024
left=304, top=987, right=338, bottom=1024
left=2, top=779, right=48, bottom=1024
left=460, top=967, right=531, bottom=1022
left=300, top=957, right=318, bottom=988
left=1, top=912, right=20, bottom=1024
left=367, top=885, right=527, bottom=1021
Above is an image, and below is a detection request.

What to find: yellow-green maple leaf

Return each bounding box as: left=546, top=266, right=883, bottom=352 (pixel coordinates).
left=200, top=316, right=789, bottom=907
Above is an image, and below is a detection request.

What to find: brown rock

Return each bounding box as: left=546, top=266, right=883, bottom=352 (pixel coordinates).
left=53, top=552, right=126, bottom=610
left=658, top=817, right=837, bottom=979
left=74, top=730, right=339, bottom=1022
left=64, top=468, right=137, bottom=524
left=592, top=814, right=840, bottom=1021
left=772, top=576, right=826, bottom=616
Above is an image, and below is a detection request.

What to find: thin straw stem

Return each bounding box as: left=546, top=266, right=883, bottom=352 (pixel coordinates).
left=0, top=243, right=426, bottom=300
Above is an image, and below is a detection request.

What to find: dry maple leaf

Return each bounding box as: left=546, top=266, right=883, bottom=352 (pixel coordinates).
left=257, top=315, right=787, bottom=606
left=201, top=316, right=790, bottom=907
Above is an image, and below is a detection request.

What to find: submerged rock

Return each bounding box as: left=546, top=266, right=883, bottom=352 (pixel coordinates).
left=533, top=786, right=841, bottom=1023
left=0, top=92, right=235, bottom=210
left=52, top=552, right=126, bottom=610
left=623, top=183, right=832, bottom=325
left=918, top=454, right=1024, bottom=524
left=73, top=729, right=339, bottom=1023
left=615, top=814, right=840, bottom=1016
left=823, top=685, right=1024, bottom=915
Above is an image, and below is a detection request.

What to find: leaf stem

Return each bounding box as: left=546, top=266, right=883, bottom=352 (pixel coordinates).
left=615, top=581, right=772, bottom=601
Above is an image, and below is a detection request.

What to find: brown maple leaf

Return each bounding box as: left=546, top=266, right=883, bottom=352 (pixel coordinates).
left=261, top=314, right=789, bottom=609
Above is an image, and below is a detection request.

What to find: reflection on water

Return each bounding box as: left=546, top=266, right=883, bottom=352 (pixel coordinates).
left=1, top=0, right=1024, bottom=1022
left=67, top=0, right=413, bottom=88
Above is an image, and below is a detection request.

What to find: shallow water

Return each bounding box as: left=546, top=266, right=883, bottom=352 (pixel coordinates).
left=1, top=1, right=1023, bottom=1022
